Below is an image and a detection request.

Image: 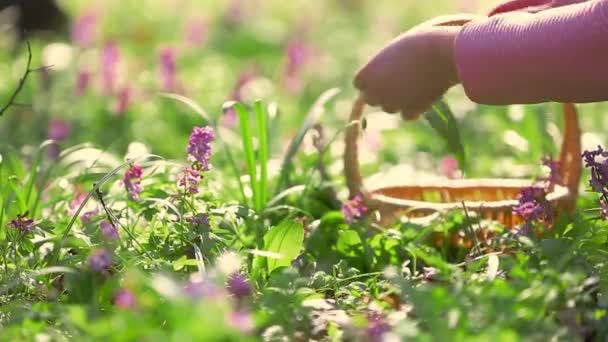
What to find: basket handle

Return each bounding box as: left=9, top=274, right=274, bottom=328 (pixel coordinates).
left=344, top=95, right=368, bottom=200
left=558, top=103, right=581, bottom=206
left=344, top=98, right=582, bottom=201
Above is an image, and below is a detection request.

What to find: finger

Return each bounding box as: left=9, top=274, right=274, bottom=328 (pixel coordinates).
left=427, top=14, right=484, bottom=27
left=401, top=109, right=423, bottom=121
left=400, top=100, right=432, bottom=121
left=410, top=14, right=483, bottom=33
left=354, top=59, right=380, bottom=92
left=353, top=69, right=368, bottom=92
left=488, top=0, right=551, bottom=16
left=361, top=92, right=381, bottom=107
left=381, top=103, right=401, bottom=114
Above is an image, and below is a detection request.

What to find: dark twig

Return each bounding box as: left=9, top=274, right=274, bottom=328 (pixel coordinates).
left=94, top=185, right=154, bottom=261
left=0, top=42, right=49, bottom=117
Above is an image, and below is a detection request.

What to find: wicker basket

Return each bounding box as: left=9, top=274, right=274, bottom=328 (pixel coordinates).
left=344, top=97, right=582, bottom=227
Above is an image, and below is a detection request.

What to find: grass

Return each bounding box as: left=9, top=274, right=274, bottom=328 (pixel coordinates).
left=1, top=0, right=608, bottom=341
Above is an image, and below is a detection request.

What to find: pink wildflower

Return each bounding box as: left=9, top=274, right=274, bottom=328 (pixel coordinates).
left=184, top=18, right=208, bottom=46
left=100, top=220, right=119, bottom=240
left=158, top=47, right=178, bottom=92
left=88, top=248, right=112, bottom=273
left=101, top=42, right=120, bottom=94
left=71, top=9, right=97, bottom=47
left=113, top=86, right=131, bottom=115
left=178, top=166, right=201, bottom=194
left=341, top=195, right=368, bottom=224
left=226, top=310, right=254, bottom=334
left=76, top=69, right=91, bottom=96
left=187, top=126, right=215, bottom=170
left=114, top=289, right=136, bottom=309
left=439, top=155, right=460, bottom=179
left=7, top=213, right=35, bottom=233
left=47, top=119, right=71, bottom=141
left=123, top=163, right=143, bottom=201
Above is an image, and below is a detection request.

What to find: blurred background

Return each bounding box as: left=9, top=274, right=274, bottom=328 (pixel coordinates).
left=0, top=0, right=606, bottom=183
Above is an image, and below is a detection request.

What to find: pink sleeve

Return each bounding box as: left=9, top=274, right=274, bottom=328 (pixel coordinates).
left=454, top=0, right=608, bottom=105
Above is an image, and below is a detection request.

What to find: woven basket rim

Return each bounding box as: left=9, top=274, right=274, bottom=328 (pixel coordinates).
left=368, top=183, right=569, bottom=210
left=364, top=177, right=546, bottom=190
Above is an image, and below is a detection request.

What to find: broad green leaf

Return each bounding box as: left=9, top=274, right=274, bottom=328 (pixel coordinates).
left=336, top=230, right=363, bottom=258
left=264, top=220, right=304, bottom=273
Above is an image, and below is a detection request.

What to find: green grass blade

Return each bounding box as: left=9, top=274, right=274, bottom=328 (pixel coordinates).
left=426, top=99, right=467, bottom=173
left=275, top=88, right=340, bottom=194
left=0, top=153, right=4, bottom=240
left=160, top=92, right=212, bottom=124
left=234, top=103, right=258, bottom=210
left=254, top=101, right=268, bottom=208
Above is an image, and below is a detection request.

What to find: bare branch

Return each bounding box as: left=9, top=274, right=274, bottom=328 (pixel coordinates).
left=0, top=41, right=51, bottom=117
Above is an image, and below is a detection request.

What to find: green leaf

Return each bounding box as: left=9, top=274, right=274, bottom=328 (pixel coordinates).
left=425, top=99, right=467, bottom=173
left=173, top=255, right=201, bottom=271
left=264, top=220, right=304, bottom=273
left=336, top=230, right=363, bottom=257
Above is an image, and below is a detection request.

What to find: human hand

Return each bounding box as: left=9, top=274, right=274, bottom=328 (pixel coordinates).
left=353, top=14, right=482, bottom=120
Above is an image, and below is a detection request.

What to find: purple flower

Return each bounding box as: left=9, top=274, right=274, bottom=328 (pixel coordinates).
left=123, top=163, right=143, bottom=201
left=114, top=289, right=136, bottom=309
left=582, top=146, right=608, bottom=198
left=184, top=18, right=208, bottom=46
left=518, top=186, right=545, bottom=204
left=80, top=210, right=99, bottom=225
left=188, top=214, right=210, bottom=230
left=71, top=9, right=97, bottom=47
left=88, top=248, right=112, bottom=272
left=582, top=146, right=606, bottom=168
left=341, top=195, right=368, bottom=224
left=226, top=310, right=254, bottom=334
left=187, top=126, right=215, bottom=170
left=47, top=119, right=71, bottom=141
left=76, top=69, right=91, bottom=96
left=513, top=201, right=547, bottom=221
left=513, top=185, right=552, bottom=234
left=158, top=47, right=178, bottom=92
left=7, top=214, right=35, bottom=233
left=286, top=39, right=310, bottom=74
left=226, top=273, right=251, bottom=299
left=178, top=165, right=201, bottom=194
left=580, top=146, right=608, bottom=221
left=70, top=190, right=87, bottom=211
left=100, top=220, right=119, bottom=240
left=283, top=38, right=311, bottom=91
left=365, top=312, right=390, bottom=342
left=101, top=42, right=120, bottom=94
left=114, top=86, right=131, bottom=115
